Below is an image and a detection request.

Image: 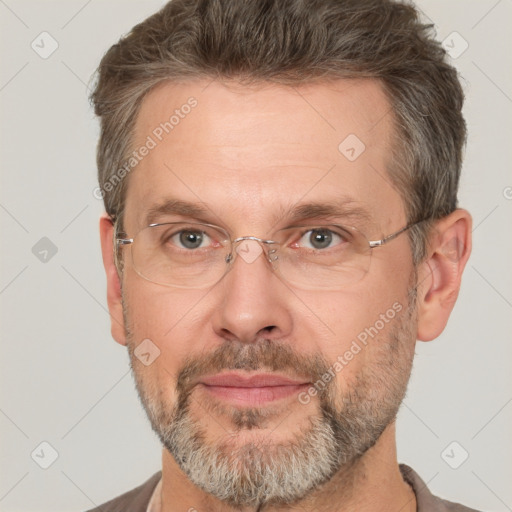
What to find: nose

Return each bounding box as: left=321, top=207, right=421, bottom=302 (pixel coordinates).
left=211, top=238, right=293, bottom=344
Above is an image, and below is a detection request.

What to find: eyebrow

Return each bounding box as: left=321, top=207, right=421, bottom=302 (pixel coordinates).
left=145, top=199, right=211, bottom=226
left=280, top=200, right=372, bottom=226
left=143, top=197, right=373, bottom=229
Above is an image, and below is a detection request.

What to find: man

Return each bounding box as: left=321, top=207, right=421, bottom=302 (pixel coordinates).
left=89, top=0, right=477, bottom=510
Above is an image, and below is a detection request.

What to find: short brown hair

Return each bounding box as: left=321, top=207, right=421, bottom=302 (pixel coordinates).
left=90, top=0, right=466, bottom=263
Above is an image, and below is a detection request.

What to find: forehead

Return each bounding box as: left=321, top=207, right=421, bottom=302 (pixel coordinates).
left=123, top=78, right=404, bottom=232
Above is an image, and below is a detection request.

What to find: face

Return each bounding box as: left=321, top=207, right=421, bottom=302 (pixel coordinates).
left=115, top=79, right=418, bottom=507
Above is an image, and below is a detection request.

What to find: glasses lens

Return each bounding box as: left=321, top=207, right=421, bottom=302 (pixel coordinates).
left=272, top=225, right=372, bottom=290
left=131, top=223, right=230, bottom=288
left=126, top=222, right=372, bottom=290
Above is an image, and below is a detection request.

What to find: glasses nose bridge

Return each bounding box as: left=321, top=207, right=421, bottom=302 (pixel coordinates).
left=227, top=235, right=279, bottom=266
left=232, top=235, right=277, bottom=245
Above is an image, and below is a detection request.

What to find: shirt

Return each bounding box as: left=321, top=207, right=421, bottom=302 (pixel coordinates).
left=85, top=464, right=481, bottom=512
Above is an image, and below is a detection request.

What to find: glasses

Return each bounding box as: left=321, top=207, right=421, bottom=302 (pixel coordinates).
left=114, top=219, right=425, bottom=290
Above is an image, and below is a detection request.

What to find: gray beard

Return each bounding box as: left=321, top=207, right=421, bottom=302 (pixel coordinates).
left=125, top=291, right=416, bottom=508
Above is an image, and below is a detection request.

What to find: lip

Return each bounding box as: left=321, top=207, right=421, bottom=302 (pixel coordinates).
left=198, top=372, right=311, bottom=406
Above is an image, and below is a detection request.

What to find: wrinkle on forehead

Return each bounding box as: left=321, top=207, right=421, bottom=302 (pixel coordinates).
left=124, top=78, right=403, bottom=235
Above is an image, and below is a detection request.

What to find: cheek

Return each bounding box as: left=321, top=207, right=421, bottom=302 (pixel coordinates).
left=123, top=273, right=208, bottom=338
left=302, top=271, right=412, bottom=382
left=123, top=279, right=211, bottom=386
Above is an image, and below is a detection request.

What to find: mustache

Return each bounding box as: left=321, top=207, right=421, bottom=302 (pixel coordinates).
left=175, top=338, right=332, bottom=398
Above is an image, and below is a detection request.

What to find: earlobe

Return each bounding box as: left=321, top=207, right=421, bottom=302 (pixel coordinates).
left=416, top=209, right=472, bottom=342
left=99, top=214, right=127, bottom=346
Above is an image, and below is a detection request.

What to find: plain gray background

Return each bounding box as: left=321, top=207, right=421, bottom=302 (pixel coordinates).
left=1, top=0, right=511, bottom=510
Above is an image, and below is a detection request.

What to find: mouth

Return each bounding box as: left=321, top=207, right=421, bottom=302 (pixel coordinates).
left=198, top=372, right=311, bottom=406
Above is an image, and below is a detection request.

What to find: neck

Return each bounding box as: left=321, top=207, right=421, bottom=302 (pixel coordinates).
left=159, top=422, right=416, bottom=512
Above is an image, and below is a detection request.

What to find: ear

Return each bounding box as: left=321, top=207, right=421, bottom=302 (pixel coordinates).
left=416, top=209, right=472, bottom=342
left=99, top=214, right=127, bottom=346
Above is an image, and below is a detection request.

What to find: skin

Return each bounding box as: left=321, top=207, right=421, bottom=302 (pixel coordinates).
left=99, top=78, right=472, bottom=512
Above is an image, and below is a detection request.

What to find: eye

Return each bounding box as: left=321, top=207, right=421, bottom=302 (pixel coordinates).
left=297, top=228, right=347, bottom=250
left=170, top=229, right=212, bottom=250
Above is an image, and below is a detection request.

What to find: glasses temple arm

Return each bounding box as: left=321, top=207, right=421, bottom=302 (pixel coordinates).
left=368, top=219, right=427, bottom=248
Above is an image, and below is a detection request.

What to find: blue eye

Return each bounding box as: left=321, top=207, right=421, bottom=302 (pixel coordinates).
left=172, top=230, right=211, bottom=249
left=298, top=228, right=345, bottom=250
